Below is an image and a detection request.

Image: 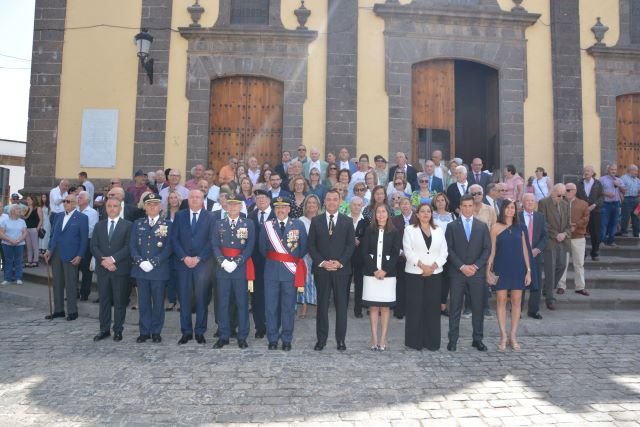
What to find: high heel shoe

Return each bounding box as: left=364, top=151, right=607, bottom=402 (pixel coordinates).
left=498, top=337, right=508, bottom=352
left=510, top=338, right=521, bottom=352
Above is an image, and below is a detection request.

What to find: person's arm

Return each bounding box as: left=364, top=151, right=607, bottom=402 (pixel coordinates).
left=111, top=223, right=132, bottom=264
left=337, top=218, right=356, bottom=268
left=445, top=224, right=464, bottom=271
left=402, top=227, right=420, bottom=269
left=433, top=228, right=448, bottom=271
left=36, top=207, right=43, bottom=229
left=576, top=203, right=590, bottom=230
left=170, top=213, right=187, bottom=261
left=521, top=231, right=532, bottom=286
left=486, top=225, right=497, bottom=276
left=237, top=219, right=256, bottom=265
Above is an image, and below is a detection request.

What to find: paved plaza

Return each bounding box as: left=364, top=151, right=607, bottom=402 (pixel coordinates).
left=0, top=293, right=639, bottom=426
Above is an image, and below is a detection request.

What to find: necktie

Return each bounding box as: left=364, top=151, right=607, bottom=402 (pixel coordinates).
left=527, top=213, right=534, bottom=245
left=191, top=212, right=197, bottom=233
left=108, top=220, right=115, bottom=241
left=464, top=218, right=471, bottom=242
left=476, top=173, right=481, bottom=183
left=329, top=214, right=335, bottom=236
left=461, top=184, right=466, bottom=195
left=260, top=211, right=265, bottom=225
left=280, top=221, right=286, bottom=235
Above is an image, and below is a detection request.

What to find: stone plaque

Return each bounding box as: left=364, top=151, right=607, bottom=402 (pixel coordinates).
left=80, top=109, right=118, bottom=168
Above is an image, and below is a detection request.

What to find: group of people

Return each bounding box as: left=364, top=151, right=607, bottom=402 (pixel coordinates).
left=22, top=145, right=639, bottom=352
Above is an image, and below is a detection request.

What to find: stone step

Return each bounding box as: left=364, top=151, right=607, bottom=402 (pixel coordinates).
left=587, top=235, right=639, bottom=246
left=561, top=270, right=638, bottom=290
left=586, top=244, right=639, bottom=258
left=574, top=256, right=640, bottom=270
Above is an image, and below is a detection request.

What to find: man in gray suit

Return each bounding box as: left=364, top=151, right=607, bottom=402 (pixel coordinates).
left=445, top=194, right=491, bottom=352
left=90, top=198, right=132, bottom=341
left=519, top=193, right=547, bottom=319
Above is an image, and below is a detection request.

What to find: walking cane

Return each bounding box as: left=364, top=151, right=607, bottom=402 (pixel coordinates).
left=46, top=259, right=53, bottom=320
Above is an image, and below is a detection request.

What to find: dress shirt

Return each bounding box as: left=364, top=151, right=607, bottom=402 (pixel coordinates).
left=190, top=209, right=202, bottom=224
left=351, top=170, right=366, bottom=183
left=600, top=175, right=625, bottom=202
left=403, top=214, right=412, bottom=227
left=621, top=174, right=640, bottom=197
left=248, top=168, right=261, bottom=185
left=524, top=210, right=534, bottom=229
left=434, top=166, right=445, bottom=180
left=148, top=215, right=160, bottom=227
left=325, top=210, right=339, bottom=228
left=270, top=187, right=282, bottom=198
left=583, top=178, right=594, bottom=197
left=78, top=206, right=99, bottom=236
left=207, top=185, right=221, bottom=203
left=457, top=182, right=468, bottom=196
left=308, top=160, right=322, bottom=173
left=339, top=160, right=351, bottom=171
left=351, top=213, right=364, bottom=230
left=61, top=211, right=74, bottom=230
left=159, top=185, right=189, bottom=208
left=49, top=187, right=67, bottom=214
left=83, top=180, right=95, bottom=207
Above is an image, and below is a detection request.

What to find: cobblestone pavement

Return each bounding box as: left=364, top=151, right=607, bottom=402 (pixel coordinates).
left=0, top=301, right=639, bottom=426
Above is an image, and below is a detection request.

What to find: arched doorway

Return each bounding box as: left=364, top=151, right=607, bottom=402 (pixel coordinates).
left=616, top=93, right=640, bottom=170
left=412, top=60, right=499, bottom=170
left=209, top=76, right=283, bottom=172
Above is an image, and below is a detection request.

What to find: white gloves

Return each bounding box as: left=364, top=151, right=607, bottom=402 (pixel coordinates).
left=139, top=260, right=154, bottom=273
left=221, top=260, right=238, bottom=273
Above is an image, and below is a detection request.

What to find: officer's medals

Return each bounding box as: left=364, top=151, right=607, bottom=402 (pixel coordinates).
left=157, top=242, right=163, bottom=247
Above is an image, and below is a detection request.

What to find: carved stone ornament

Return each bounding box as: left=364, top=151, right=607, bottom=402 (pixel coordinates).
left=294, top=0, right=311, bottom=30
left=591, top=17, right=609, bottom=47
left=187, top=1, right=205, bottom=27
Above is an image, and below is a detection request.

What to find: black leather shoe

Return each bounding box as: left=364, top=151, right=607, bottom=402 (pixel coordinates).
left=472, top=340, right=488, bottom=351
left=45, top=311, right=65, bottom=320
left=152, top=334, right=162, bottom=343
left=213, top=329, right=220, bottom=338
left=282, top=343, right=292, bottom=351
left=93, top=331, right=110, bottom=341
left=528, top=312, right=543, bottom=320
left=92, top=298, right=100, bottom=304
left=268, top=342, right=278, bottom=350
left=213, top=339, right=229, bottom=349
left=314, top=342, right=325, bottom=351
left=136, top=335, right=150, bottom=343
left=447, top=341, right=457, bottom=352
left=66, top=313, right=78, bottom=321
left=394, top=314, right=404, bottom=320
left=177, top=334, right=193, bottom=345
left=195, top=334, right=206, bottom=344
left=255, top=330, right=265, bottom=339
left=80, top=296, right=88, bottom=302
left=238, top=340, right=248, bottom=349
left=113, top=332, right=122, bottom=342
left=337, top=341, right=347, bottom=351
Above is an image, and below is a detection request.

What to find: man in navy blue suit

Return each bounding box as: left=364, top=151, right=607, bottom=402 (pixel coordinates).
left=172, top=190, right=216, bottom=345
left=468, top=158, right=492, bottom=191
left=44, top=193, right=89, bottom=321
left=421, top=160, right=444, bottom=193
left=259, top=197, right=308, bottom=351
left=268, top=173, right=291, bottom=200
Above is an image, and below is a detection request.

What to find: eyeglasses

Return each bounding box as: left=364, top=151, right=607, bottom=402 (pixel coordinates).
left=298, top=148, right=306, bottom=151
left=394, top=182, right=403, bottom=186
left=470, top=192, right=483, bottom=196
left=354, top=187, right=365, bottom=192
left=329, top=167, right=337, bottom=171
left=63, top=200, right=75, bottom=204
left=419, top=179, right=428, bottom=183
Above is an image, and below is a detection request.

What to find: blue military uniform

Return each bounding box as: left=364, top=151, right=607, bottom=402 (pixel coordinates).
left=212, top=197, right=256, bottom=347
left=129, top=194, right=172, bottom=342
left=259, top=205, right=308, bottom=349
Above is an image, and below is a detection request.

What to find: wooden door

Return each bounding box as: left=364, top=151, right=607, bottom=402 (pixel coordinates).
left=412, top=60, right=455, bottom=165
left=617, top=94, right=640, bottom=171
left=209, top=76, right=283, bottom=173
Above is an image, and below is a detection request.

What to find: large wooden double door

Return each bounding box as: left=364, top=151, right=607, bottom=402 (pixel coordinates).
left=617, top=94, right=640, bottom=170
left=209, top=76, right=283, bottom=172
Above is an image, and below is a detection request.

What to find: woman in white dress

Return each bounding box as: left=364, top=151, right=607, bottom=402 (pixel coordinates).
left=361, top=204, right=402, bottom=351
left=297, top=194, right=320, bottom=318
left=38, top=193, right=51, bottom=255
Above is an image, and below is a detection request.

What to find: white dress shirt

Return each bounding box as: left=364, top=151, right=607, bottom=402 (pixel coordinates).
left=78, top=206, right=99, bottom=236
left=61, top=210, right=74, bottom=230
left=49, top=187, right=67, bottom=214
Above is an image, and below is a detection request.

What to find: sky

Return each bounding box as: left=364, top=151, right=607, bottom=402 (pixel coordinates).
left=0, top=1, right=35, bottom=142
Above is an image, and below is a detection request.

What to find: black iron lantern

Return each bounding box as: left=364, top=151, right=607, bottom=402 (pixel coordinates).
left=134, top=28, right=154, bottom=84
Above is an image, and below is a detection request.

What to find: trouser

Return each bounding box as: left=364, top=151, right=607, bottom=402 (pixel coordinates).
left=542, top=242, right=568, bottom=304
left=251, top=271, right=266, bottom=334
left=587, top=209, right=601, bottom=257
left=352, top=265, right=364, bottom=316
left=557, top=237, right=587, bottom=291
left=178, top=259, right=214, bottom=336
left=216, top=277, right=249, bottom=341
left=448, top=275, right=484, bottom=343
left=79, top=241, right=93, bottom=299
left=166, top=258, right=178, bottom=304
left=97, top=273, right=128, bottom=333
left=394, top=258, right=406, bottom=317
left=265, top=279, right=296, bottom=344
left=315, top=272, right=349, bottom=343
left=2, top=244, right=24, bottom=281
left=137, top=279, right=166, bottom=336
left=522, top=256, right=543, bottom=314
left=600, top=201, right=620, bottom=244
left=25, top=228, right=39, bottom=263
left=620, top=196, right=639, bottom=236
left=51, top=249, right=79, bottom=315
left=464, top=283, right=491, bottom=314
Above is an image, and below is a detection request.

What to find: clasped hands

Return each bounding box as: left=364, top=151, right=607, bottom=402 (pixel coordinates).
left=183, top=256, right=200, bottom=269
left=322, top=260, right=342, bottom=271
left=221, top=259, right=238, bottom=273
left=101, top=257, right=117, bottom=272
left=418, top=261, right=437, bottom=277
left=460, top=264, right=478, bottom=277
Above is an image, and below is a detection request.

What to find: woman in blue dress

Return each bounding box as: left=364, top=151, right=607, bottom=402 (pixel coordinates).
left=486, top=199, right=532, bottom=352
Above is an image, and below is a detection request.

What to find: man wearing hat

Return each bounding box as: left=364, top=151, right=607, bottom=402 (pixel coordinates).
left=212, top=194, right=256, bottom=349
left=259, top=197, right=307, bottom=350
left=374, top=155, right=389, bottom=187
left=247, top=189, right=275, bottom=339
left=129, top=193, right=173, bottom=343
left=4, top=193, right=24, bottom=215
left=126, top=169, right=149, bottom=205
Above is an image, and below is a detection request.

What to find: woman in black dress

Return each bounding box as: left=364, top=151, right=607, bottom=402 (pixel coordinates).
left=402, top=203, right=449, bottom=351
left=361, top=204, right=401, bottom=351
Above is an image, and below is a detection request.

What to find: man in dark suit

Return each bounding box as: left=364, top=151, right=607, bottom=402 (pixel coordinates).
left=275, top=150, right=292, bottom=184
left=268, top=173, right=291, bottom=201
left=44, top=193, right=89, bottom=321
left=247, top=190, right=274, bottom=339
left=172, top=190, right=216, bottom=345
left=90, top=198, right=132, bottom=341
left=421, top=160, right=444, bottom=193
left=308, top=189, right=355, bottom=351
left=391, top=197, right=415, bottom=320
left=98, top=187, right=141, bottom=222
left=445, top=194, right=491, bottom=352
left=388, top=152, right=418, bottom=190
left=576, top=165, right=604, bottom=261
left=483, top=183, right=503, bottom=215
left=468, top=158, right=492, bottom=191
left=446, top=165, right=470, bottom=215
left=519, top=193, right=547, bottom=319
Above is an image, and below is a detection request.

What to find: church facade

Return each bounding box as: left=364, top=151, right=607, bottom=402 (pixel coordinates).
left=25, top=0, right=640, bottom=191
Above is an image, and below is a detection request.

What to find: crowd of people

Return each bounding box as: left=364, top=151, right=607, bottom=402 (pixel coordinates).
left=2, top=146, right=639, bottom=352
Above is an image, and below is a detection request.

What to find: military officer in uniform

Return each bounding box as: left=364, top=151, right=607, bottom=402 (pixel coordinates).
left=212, top=195, right=256, bottom=349
left=259, top=197, right=308, bottom=351
left=129, top=193, right=173, bottom=343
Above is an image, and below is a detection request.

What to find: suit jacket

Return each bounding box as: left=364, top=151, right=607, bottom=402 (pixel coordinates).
left=446, top=182, right=470, bottom=214
left=518, top=211, right=547, bottom=255
left=361, top=227, right=402, bottom=277
left=425, top=175, right=444, bottom=193
left=212, top=216, right=256, bottom=280
left=388, top=164, right=419, bottom=190
left=97, top=200, right=141, bottom=223
left=403, top=225, right=448, bottom=275
left=468, top=171, right=492, bottom=190
left=391, top=214, right=415, bottom=242
left=537, top=196, right=571, bottom=249
left=268, top=189, right=292, bottom=200
left=170, top=209, right=215, bottom=271
left=567, top=198, right=591, bottom=238
left=129, top=216, right=173, bottom=279
left=259, top=217, right=308, bottom=282
left=90, top=218, right=132, bottom=276
left=304, top=160, right=328, bottom=180
left=445, top=216, right=491, bottom=282
left=49, top=210, right=89, bottom=262
left=308, top=212, right=356, bottom=276
left=577, top=179, right=604, bottom=210
left=248, top=208, right=276, bottom=272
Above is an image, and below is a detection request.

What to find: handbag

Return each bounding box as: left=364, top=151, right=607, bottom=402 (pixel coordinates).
left=38, top=228, right=46, bottom=239
left=487, top=270, right=499, bottom=286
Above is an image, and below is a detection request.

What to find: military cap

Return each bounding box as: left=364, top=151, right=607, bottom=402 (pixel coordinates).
left=226, top=194, right=243, bottom=204
left=143, top=193, right=161, bottom=204
left=272, top=197, right=291, bottom=207
left=253, top=189, right=270, bottom=197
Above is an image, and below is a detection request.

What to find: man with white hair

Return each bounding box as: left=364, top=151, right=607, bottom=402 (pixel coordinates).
left=185, top=164, right=205, bottom=190
left=304, top=147, right=328, bottom=179
left=247, top=157, right=261, bottom=185
left=431, top=150, right=448, bottom=181
left=620, top=164, right=639, bottom=237
left=388, top=152, right=418, bottom=190
left=49, top=179, right=70, bottom=221
left=446, top=165, right=470, bottom=214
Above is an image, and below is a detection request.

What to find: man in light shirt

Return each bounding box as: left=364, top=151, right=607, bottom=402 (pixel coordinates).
left=49, top=179, right=70, bottom=223
left=78, top=172, right=95, bottom=207
left=247, top=157, right=261, bottom=185
left=159, top=169, right=189, bottom=209
left=304, top=147, right=328, bottom=179
left=185, top=164, right=205, bottom=190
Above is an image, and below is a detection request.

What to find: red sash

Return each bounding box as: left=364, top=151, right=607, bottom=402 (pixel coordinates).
left=266, top=250, right=307, bottom=288
left=221, top=247, right=255, bottom=281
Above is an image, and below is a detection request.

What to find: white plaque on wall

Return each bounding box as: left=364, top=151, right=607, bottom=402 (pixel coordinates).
left=80, top=109, right=118, bottom=168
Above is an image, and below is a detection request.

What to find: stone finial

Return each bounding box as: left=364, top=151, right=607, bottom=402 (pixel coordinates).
left=591, top=17, right=609, bottom=47
left=187, top=1, right=205, bottom=27
left=294, top=0, right=311, bottom=30
left=511, top=0, right=526, bottom=13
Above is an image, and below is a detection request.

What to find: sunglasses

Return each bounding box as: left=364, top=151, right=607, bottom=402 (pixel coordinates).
left=471, top=192, right=483, bottom=196
left=110, top=182, right=121, bottom=185
left=419, top=179, right=429, bottom=183
left=329, top=167, right=337, bottom=170
left=354, top=187, right=365, bottom=192
left=63, top=200, right=75, bottom=204
left=566, top=189, right=575, bottom=192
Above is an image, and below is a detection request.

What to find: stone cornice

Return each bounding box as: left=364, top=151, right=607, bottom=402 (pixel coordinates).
left=587, top=45, right=640, bottom=59
left=179, top=26, right=317, bottom=44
